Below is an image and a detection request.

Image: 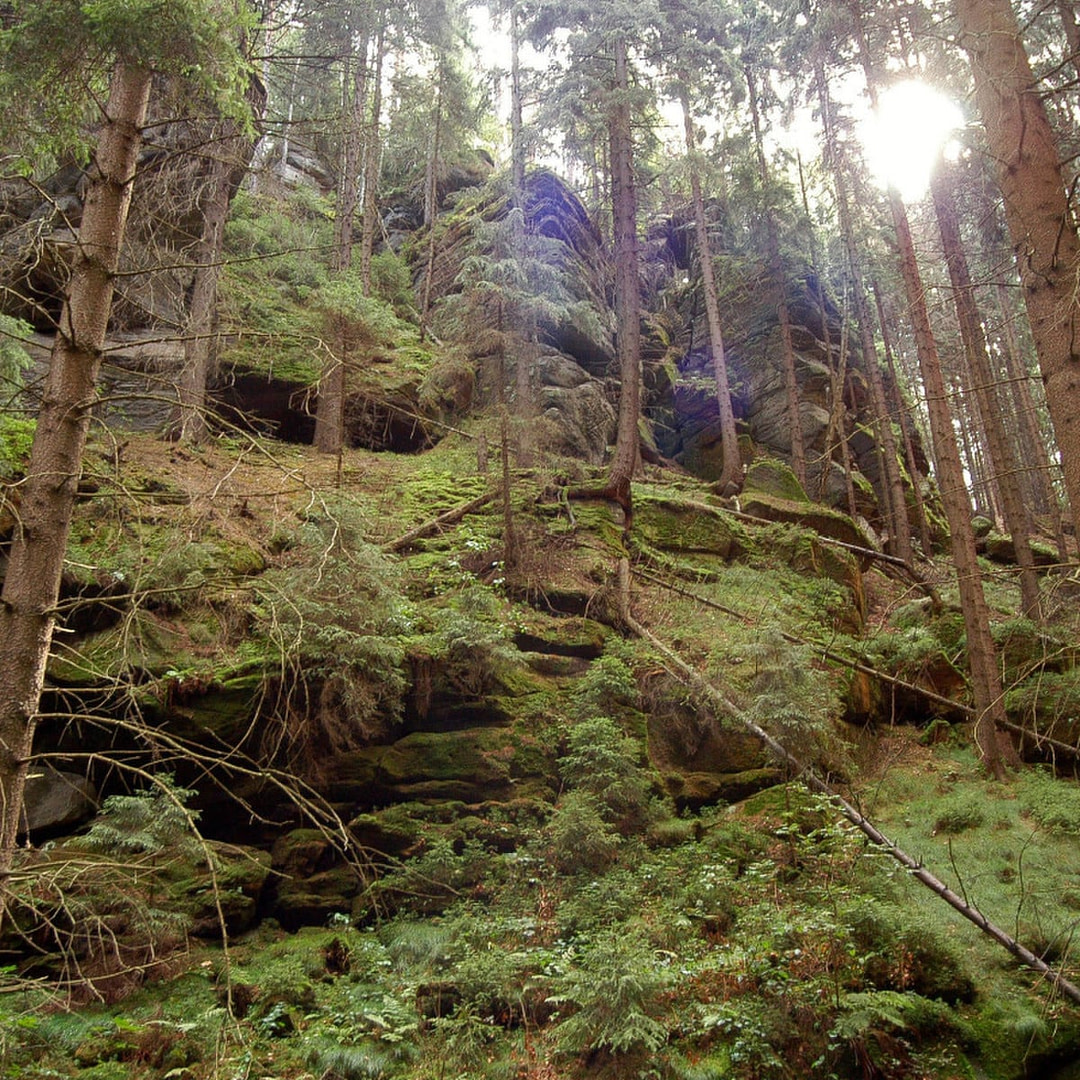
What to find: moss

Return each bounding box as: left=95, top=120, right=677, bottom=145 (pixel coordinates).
left=744, top=458, right=809, bottom=502
left=635, top=496, right=750, bottom=559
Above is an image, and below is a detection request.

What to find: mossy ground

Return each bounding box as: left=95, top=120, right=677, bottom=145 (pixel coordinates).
left=8, top=428, right=1080, bottom=1079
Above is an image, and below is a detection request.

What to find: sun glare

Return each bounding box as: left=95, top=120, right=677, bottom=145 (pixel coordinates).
left=860, top=81, right=962, bottom=201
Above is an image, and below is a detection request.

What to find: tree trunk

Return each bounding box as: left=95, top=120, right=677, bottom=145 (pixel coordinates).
left=175, top=112, right=257, bottom=442
left=418, top=60, right=445, bottom=339
left=605, top=34, right=641, bottom=529
left=315, top=35, right=370, bottom=454
left=511, top=6, right=535, bottom=468
left=890, top=191, right=1008, bottom=776
left=1057, top=0, right=1080, bottom=83
left=746, top=64, right=804, bottom=493
left=359, top=15, right=386, bottom=294
left=874, top=281, right=935, bottom=553
left=818, top=62, right=911, bottom=556
left=994, top=280, right=1068, bottom=558
left=0, top=62, right=152, bottom=869
left=679, top=86, right=740, bottom=496
left=954, top=0, right=1080, bottom=540
left=931, top=166, right=1042, bottom=617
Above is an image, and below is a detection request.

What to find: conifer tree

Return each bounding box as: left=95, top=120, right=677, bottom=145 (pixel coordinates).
left=953, top=0, right=1080, bottom=539
left=0, top=0, right=252, bottom=875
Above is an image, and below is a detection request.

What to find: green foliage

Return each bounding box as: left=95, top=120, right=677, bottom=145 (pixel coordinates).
left=1017, top=768, right=1080, bottom=835
left=560, top=715, right=652, bottom=827
left=545, top=791, right=623, bottom=875
left=0, top=0, right=254, bottom=166
left=932, top=794, right=985, bottom=835
left=369, top=250, right=418, bottom=319
left=255, top=502, right=410, bottom=747
left=570, top=651, right=639, bottom=719
left=548, top=929, right=671, bottom=1056
left=741, top=631, right=834, bottom=754
left=70, top=775, right=203, bottom=861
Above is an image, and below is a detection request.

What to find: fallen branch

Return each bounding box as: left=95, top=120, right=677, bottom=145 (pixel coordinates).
left=623, top=585, right=1080, bottom=1007
left=382, top=491, right=494, bottom=553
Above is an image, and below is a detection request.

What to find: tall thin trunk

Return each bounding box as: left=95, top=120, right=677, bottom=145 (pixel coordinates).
left=359, top=16, right=386, bottom=293
left=891, top=187, right=1007, bottom=777
left=315, top=31, right=371, bottom=454
left=954, top=0, right=1080, bottom=540
left=816, top=69, right=911, bottom=556
left=1057, top=0, right=1080, bottom=83
left=176, top=109, right=258, bottom=442
left=994, top=281, right=1068, bottom=559
left=418, top=59, right=445, bottom=339
left=605, top=34, right=641, bottom=529
left=511, top=5, right=535, bottom=467
left=679, top=84, right=740, bottom=496
left=931, top=166, right=1041, bottom=617
left=852, top=12, right=1008, bottom=772
left=747, top=64, right=804, bottom=493
left=874, top=281, right=934, bottom=553
left=0, top=62, right=152, bottom=868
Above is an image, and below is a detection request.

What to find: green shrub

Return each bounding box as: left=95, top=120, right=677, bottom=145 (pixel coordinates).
left=545, top=791, right=622, bottom=875
left=1018, top=768, right=1080, bottom=835
left=560, top=715, right=652, bottom=828
left=548, top=929, right=670, bottom=1056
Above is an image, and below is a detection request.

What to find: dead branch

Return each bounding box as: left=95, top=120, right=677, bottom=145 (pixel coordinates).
left=382, top=490, right=494, bottom=552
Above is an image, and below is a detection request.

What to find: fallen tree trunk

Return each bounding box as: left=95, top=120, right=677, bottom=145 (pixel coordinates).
left=621, top=569, right=1080, bottom=1006
left=383, top=491, right=494, bottom=553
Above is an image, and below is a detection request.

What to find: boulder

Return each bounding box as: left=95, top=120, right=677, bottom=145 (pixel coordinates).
left=20, top=765, right=97, bottom=839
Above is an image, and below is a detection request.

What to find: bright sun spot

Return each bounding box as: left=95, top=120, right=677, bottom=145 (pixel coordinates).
left=860, top=81, right=963, bottom=201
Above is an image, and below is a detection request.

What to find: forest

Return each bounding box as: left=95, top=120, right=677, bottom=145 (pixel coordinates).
left=3, top=0, right=1080, bottom=1076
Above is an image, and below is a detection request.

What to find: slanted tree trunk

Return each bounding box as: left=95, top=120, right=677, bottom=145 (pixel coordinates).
left=954, top=0, right=1080, bottom=540
left=0, top=62, right=152, bottom=869
left=315, top=32, right=371, bottom=454
left=931, top=166, right=1041, bottom=617
left=678, top=84, right=740, bottom=496
left=605, top=34, right=641, bottom=529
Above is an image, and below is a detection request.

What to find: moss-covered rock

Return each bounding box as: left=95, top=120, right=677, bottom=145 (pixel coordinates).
left=744, top=458, right=809, bottom=503
left=636, top=496, right=750, bottom=559
left=324, top=727, right=558, bottom=805
left=740, top=489, right=873, bottom=551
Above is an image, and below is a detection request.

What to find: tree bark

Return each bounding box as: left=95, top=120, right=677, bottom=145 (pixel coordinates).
left=359, top=15, right=386, bottom=294
left=175, top=112, right=257, bottom=442
left=0, top=62, right=152, bottom=868
left=315, top=28, right=370, bottom=454
left=511, top=5, right=536, bottom=468
left=873, top=281, right=934, bottom=553
left=994, top=280, right=1068, bottom=558
left=605, top=34, right=641, bottom=529
left=890, top=191, right=1008, bottom=777
left=954, top=0, right=1080, bottom=540
left=679, top=85, right=740, bottom=496
left=931, top=166, right=1041, bottom=617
